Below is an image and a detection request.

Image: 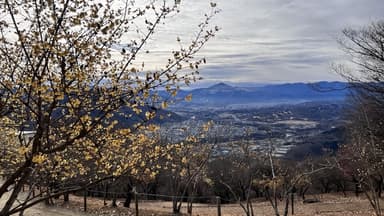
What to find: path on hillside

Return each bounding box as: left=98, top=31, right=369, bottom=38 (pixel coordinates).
left=0, top=180, right=87, bottom=216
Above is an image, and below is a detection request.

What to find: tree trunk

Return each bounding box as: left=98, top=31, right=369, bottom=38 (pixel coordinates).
left=249, top=201, right=254, bottom=216
left=300, top=186, right=309, bottom=200
left=124, top=191, right=132, bottom=208
left=283, top=194, right=289, bottom=216
left=265, top=188, right=280, bottom=216
left=0, top=160, right=31, bottom=200
left=291, top=192, right=295, bottom=215
left=103, top=184, right=108, bottom=206
left=355, top=183, right=360, bottom=197
left=112, top=193, right=117, bottom=207
left=352, top=177, right=360, bottom=197
left=187, top=199, right=193, bottom=215
left=64, top=192, right=69, bottom=202
left=0, top=168, right=31, bottom=216
left=376, top=175, right=383, bottom=198
left=172, top=197, right=180, bottom=215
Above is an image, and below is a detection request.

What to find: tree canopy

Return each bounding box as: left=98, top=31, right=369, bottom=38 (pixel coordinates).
left=0, top=0, right=219, bottom=215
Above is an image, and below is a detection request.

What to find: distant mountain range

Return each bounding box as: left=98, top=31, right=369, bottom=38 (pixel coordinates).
left=163, top=81, right=350, bottom=109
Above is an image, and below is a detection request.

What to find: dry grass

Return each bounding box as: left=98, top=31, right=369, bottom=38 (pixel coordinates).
left=51, top=192, right=378, bottom=216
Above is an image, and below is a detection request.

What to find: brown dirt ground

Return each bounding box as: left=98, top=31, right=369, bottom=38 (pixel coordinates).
left=51, top=192, right=379, bottom=216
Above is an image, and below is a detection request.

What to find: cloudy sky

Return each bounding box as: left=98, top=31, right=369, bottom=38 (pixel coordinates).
left=140, top=0, right=384, bottom=85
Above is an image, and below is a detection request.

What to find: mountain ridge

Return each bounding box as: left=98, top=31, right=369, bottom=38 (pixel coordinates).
left=164, top=81, right=349, bottom=109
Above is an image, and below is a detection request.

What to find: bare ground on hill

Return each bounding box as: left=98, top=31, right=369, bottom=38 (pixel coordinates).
left=0, top=188, right=379, bottom=216
left=51, top=192, right=378, bottom=216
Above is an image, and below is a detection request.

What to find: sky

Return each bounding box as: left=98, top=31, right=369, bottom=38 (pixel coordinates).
left=138, top=0, right=384, bottom=85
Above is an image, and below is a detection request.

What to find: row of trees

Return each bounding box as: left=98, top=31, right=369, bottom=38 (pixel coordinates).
left=150, top=20, right=384, bottom=216
left=77, top=138, right=368, bottom=216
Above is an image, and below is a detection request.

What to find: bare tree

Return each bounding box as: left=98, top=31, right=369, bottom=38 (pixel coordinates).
left=339, top=96, right=384, bottom=216
left=336, top=20, right=384, bottom=216
left=208, top=127, right=264, bottom=216
left=337, top=21, right=384, bottom=106
left=255, top=132, right=335, bottom=216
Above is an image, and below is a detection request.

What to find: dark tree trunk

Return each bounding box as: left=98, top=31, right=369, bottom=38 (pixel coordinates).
left=124, top=191, right=132, bottom=208
left=187, top=200, right=193, bottom=215
left=355, top=182, right=360, bottom=197
left=376, top=175, right=383, bottom=198
left=104, top=184, right=109, bottom=206
left=352, top=176, right=360, bottom=197
left=300, top=186, right=309, bottom=201
left=172, top=197, right=180, bottom=214
left=283, top=194, right=289, bottom=216
left=112, top=192, right=117, bottom=207
left=64, top=192, right=69, bottom=202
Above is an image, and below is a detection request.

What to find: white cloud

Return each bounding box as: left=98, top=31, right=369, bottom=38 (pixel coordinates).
left=135, top=0, right=384, bottom=83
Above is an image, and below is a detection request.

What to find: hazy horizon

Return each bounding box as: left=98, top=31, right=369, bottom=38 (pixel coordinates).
left=179, top=79, right=348, bottom=89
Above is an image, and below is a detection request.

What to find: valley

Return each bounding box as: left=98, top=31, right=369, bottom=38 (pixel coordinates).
left=158, top=82, right=348, bottom=160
